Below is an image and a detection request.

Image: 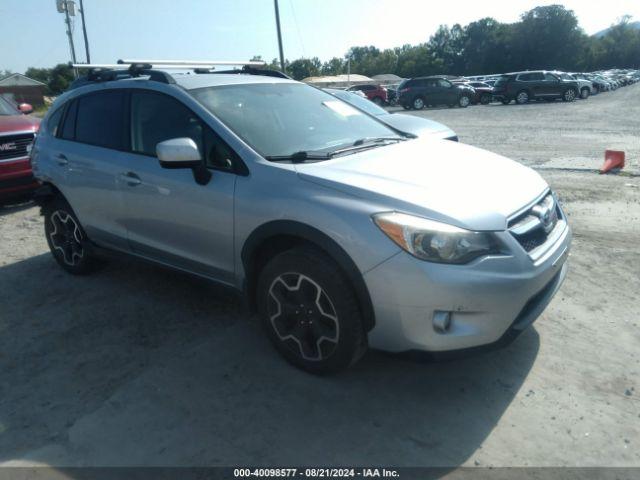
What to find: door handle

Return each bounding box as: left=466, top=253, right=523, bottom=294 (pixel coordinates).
left=119, top=171, right=142, bottom=186
left=55, top=154, right=68, bottom=166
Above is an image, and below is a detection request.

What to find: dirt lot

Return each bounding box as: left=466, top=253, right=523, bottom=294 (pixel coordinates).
left=0, top=84, right=639, bottom=470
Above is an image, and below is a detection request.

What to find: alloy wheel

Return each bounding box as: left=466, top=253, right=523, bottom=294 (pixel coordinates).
left=564, top=89, right=576, bottom=101
left=267, top=272, right=339, bottom=362
left=49, top=210, right=84, bottom=266
left=459, top=96, right=470, bottom=107
left=413, top=97, right=425, bottom=110
left=516, top=92, right=529, bottom=104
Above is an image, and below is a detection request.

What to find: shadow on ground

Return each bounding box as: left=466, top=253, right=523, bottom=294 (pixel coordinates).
left=0, top=253, right=539, bottom=468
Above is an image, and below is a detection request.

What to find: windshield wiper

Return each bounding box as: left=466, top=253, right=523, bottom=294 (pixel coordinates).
left=265, top=151, right=331, bottom=163
left=328, top=136, right=405, bottom=157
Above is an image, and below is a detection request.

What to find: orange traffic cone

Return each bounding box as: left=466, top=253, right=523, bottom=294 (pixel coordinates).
left=600, top=150, right=625, bottom=174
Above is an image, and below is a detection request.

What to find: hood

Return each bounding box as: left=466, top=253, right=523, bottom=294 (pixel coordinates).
left=380, top=113, right=456, bottom=140
left=0, top=114, right=40, bottom=133
left=295, top=137, right=548, bottom=231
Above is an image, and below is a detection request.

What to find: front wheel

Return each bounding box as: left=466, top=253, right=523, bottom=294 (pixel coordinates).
left=501, top=99, right=511, bottom=105
left=480, top=94, right=491, bottom=105
left=257, top=247, right=367, bottom=374
left=412, top=96, right=425, bottom=110
left=580, top=87, right=590, bottom=99
left=43, top=196, right=102, bottom=275
left=458, top=95, right=471, bottom=108
left=562, top=88, right=577, bottom=102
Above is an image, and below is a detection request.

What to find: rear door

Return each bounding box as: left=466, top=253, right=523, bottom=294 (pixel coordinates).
left=55, top=90, right=130, bottom=250
left=117, top=89, right=237, bottom=284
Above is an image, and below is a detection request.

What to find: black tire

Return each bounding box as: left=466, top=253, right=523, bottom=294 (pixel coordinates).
left=402, top=105, right=411, bottom=110
left=372, top=97, right=384, bottom=106
left=562, top=88, right=577, bottom=102
left=480, top=94, right=491, bottom=105
left=501, top=98, right=511, bottom=105
left=580, top=87, right=590, bottom=99
left=412, top=96, right=425, bottom=110
left=43, top=196, right=102, bottom=275
left=458, top=95, right=471, bottom=108
left=256, top=246, right=367, bottom=374
left=515, top=90, right=530, bottom=104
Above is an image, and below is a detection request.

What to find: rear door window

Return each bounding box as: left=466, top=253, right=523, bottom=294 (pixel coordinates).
left=75, top=91, right=127, bottom=149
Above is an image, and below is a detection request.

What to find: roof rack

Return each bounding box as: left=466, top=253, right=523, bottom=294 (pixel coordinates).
left=67, top=59, right=289, bottom=89
left=197, top=65, right=291, bottom=79
left=69, top=63, right=176, bottom=90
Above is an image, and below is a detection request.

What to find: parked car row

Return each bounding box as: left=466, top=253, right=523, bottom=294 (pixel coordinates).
left=355, top=68, right=640, bottom=110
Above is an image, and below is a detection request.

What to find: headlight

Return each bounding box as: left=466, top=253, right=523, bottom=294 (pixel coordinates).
left=373, top=212, right=500, bottom=264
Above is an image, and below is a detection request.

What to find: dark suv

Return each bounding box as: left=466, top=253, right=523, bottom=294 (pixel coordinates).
left=398, top=76, right=474, bottom=110
left=492, top=71, right=579, bottom=105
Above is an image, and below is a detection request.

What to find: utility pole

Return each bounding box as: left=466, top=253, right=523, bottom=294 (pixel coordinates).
left=57, top=0, right=78, bottom=77
left=79, top=0, right=91, bottom=63
left=273, top=0, right=285, bottom=73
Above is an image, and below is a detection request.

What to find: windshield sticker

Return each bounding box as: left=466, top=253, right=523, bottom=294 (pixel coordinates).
left=322, top=100, right=361, bottom=117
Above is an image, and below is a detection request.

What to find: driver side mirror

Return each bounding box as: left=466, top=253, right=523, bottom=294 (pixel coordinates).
left=19, top=103, right=33, bottom=114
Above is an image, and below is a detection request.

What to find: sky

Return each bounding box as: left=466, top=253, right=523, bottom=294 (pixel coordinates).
left=2, top=0, right=639, bottom=74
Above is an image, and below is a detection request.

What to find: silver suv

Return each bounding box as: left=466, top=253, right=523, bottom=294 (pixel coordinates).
left=31, top=63, right=571, bottom=373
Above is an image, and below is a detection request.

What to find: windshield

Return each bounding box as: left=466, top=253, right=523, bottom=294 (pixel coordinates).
left=192, top=83, right=398, bottom=159
left=325, top=89, right=387, bottom=116
left=0, top=97, right=18, bottom=116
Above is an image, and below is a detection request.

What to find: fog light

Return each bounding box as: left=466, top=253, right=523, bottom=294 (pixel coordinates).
left=433, top=310, right=452, bottom=334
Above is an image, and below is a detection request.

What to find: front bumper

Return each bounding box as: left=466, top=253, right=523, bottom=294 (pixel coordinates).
left=0, top=157, right=38, bottom=200
left=363, top=219, right=571, bottom=353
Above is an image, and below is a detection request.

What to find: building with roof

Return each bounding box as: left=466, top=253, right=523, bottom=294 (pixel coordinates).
left=0, top=73, right=46, bottom=106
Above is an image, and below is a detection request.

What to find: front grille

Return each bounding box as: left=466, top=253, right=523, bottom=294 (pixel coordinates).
left=0, top=133, right=35, bottom=161
left=509, top=193, right=561, bottom=253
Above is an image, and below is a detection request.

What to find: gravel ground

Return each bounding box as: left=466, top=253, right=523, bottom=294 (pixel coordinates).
left=0, top=84, right=639, bottom=470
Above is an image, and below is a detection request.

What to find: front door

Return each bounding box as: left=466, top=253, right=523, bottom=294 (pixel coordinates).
left=117, top=90, right=237, bottom=284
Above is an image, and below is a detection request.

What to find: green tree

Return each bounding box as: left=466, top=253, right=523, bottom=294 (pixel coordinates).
left=288, top=57, right=322, bottom=80
left=25, top=64, right=74, bottom=95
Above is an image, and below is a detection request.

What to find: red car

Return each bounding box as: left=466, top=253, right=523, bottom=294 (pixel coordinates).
left=0, top=96, right=40, bottom=203
left=346, top=84, right=388, bottom=105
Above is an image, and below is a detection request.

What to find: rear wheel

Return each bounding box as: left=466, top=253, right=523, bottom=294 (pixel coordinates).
left=515, top=90, right=530, bottom=104
left=412, top=96, right=425, bottom=110
left=43, top=197, right=102, bottom=275
left=257, top=246, right=367, bottom=374
left=480, top=93, right=491, bottom=105
left=562, top=88, right=577, bottom=102
left=458, top=95, right=471, bottom=108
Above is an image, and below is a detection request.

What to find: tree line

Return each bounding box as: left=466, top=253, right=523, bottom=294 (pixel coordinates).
left=6, top=5, right=639, bottom=95
left=259, top=5, right=640, bottom=80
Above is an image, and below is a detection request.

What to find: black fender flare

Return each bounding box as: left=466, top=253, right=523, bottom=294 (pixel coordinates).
left=241, top=220, right=376, bottom=332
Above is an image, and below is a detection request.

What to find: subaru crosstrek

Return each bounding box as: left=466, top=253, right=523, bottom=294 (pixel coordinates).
left=30, top=66, right=571, bottom=373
